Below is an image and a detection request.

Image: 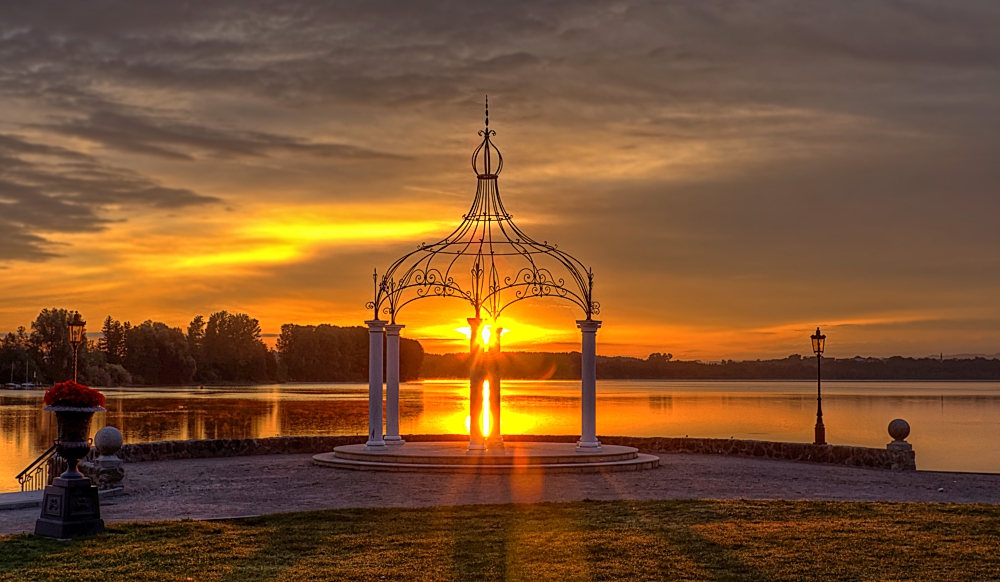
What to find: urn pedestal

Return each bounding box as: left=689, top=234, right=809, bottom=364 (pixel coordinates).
left=34, top=476, right=105, bottom=539
left=35, top=406, right=105, bottom=539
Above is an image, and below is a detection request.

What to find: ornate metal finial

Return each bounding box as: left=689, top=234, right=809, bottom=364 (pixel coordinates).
left=473, top=96, right=502, bottom=177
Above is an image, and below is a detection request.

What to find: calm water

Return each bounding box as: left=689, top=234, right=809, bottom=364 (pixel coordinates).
left=3, top=380, right=999, bottom=492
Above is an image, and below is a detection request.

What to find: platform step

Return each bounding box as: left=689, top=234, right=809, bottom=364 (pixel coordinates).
left=333, top=450, right=638, bottom=465
left=314, top=452, right=660, bottom=474
left=313, top=441, right=659, bottom=474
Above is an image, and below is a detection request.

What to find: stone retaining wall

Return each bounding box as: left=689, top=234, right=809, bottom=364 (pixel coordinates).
left=602, top=436, right=916, bottom=471
left=114, top=434, right=915, bottom=471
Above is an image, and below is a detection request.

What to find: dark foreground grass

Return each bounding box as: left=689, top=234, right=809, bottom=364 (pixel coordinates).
left=2, top=499, right=999, bottom=581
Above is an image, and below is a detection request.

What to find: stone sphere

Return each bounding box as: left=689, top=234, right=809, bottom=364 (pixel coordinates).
left=95, top=426, right=123, bottom=456
left=888, top=419, right=910, bottom=442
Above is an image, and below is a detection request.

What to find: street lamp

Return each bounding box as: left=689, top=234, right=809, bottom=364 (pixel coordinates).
left=68, top=312, right=86, bottom=382
left=811, top=326, right=827, bottom=445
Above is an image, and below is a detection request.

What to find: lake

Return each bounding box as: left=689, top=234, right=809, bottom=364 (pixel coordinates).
left=3, top=380, right=999, bottom=492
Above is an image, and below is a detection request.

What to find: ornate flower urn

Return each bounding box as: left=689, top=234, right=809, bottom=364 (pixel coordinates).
left=46, top=406, right=105, bottom=479
left=35, top=380, right=107, bottom=539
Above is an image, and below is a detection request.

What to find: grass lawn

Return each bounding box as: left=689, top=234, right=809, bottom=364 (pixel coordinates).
left=2, top=499, right=999, bottom=581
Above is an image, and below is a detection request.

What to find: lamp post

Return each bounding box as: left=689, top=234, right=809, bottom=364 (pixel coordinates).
left=68, top=312, right=86, bottom=382
left=811, top=327, right=826, bottom=445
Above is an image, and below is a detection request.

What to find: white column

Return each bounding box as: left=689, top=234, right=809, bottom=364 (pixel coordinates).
left=577, top=319, right=602, bottom=452
left=365, top=319, right=387, bottom=451
left=384, top=324, right=405, bottom=445
left=467, top=317, right=486, bottom=451
left=485, top=326, right=503, bottom=449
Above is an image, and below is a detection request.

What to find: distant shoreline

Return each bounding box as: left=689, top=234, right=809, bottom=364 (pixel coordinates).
left=7, top=377, right=997, bottom=390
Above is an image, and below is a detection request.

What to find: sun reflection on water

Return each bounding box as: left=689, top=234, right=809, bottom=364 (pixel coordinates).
left=4, top=380, right=1000, bottom=491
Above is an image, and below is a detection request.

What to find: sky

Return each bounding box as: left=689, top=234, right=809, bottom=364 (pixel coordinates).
left=1, top=1, right=998, bottom=359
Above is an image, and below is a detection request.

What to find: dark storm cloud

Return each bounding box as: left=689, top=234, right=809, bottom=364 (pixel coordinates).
left=0, top=133, right=217, bottom=261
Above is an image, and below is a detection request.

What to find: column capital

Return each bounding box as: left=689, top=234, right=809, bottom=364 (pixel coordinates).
left=467, top=317, right=483, bottom=326
left=384, top=324, right=405, bottom=335
left=576, top=319, right=602, bottom=330
left=365, top=319, right=387, bottom=330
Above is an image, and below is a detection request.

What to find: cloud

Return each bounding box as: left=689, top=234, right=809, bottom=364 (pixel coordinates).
left=0, top=1, right=998, bottom=356
left=0, top=133, right=218, bottom=261
left=42, top=111, right=406, bottom=162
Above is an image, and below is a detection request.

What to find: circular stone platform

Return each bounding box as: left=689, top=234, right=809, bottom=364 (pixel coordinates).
left=312, top=442, right=659, bottom=473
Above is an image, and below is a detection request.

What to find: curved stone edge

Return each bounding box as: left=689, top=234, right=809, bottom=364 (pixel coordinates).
left=106, top=434, right=914, bottom=471
left=312, top=452, right=660, bottom=474
left=332, top=443, right=638, bottom=466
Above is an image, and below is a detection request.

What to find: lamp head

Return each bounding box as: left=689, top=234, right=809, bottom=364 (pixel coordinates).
left=68, top=312, right=86, bottom=347
left=810, top=327, right=826, bottom=355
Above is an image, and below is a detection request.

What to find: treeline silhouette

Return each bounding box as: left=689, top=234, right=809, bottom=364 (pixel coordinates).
left=276, top=324, right=423, bottom=383
left=4, top=309, right=997, bottom=385
left=1, top=309, right=423, bottom=386
left=421, top=352, right=1000, bottom=380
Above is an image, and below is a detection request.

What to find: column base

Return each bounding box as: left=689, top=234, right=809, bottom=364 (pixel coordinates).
left=576, top=441, right=602, bottom=453
left=384, top=436, right=406, bottom=446
left=467, top=443, right=487, bottom=452
left=364, top=440, right=388, bottom=452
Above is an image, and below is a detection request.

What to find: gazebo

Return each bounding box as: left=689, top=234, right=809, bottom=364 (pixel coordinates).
left=362, top=99, right=603, bottom=454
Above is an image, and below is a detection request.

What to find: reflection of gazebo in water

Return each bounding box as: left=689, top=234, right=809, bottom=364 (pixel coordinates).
left=314, top=101, right=657, bottom=472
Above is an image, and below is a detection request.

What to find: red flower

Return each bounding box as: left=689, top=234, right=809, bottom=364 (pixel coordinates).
left=43, top=381, right=105, bottom=408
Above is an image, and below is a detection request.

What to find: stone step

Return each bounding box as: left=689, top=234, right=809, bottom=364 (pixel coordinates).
left=314, top=452, right=660, bottom=474
left=0, top=491, right=43, bottom=511
left=333, top=450, right=638, bottom=465
left=330, top=442, right=640, bottom=467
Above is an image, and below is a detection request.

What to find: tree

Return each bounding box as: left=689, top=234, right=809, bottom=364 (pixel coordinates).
left=199, top=311, right=272, bottom=382
left=98, top=316, right=126, bottom=365
left=1, top=326, right=40, bottom=384
left=187, top=315, right=205, bottom=363
left=399, top=336, right=424, bottom=382
left=123, top=321, right=196, bottom=385
left=276, top=323, right=423, bottom=382
left=83, top=345, right=133, bottom=387
left=277, top=324, right=366, bottom=382
left=29, top=308, right=88, bottom=383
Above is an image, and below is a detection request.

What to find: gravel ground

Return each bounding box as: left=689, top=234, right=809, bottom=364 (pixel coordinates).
left=2, top=452, right=998, bottom=535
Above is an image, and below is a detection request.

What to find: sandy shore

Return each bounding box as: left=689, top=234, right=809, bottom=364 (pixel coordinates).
left=2, top=452, right=998, bottom=535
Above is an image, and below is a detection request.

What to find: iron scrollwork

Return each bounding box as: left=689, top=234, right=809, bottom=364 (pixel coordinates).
left=368, top=103, right=597, bottom=324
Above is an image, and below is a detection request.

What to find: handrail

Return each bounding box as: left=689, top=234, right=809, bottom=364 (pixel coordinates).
left=16, top=443, right=58, bottom=492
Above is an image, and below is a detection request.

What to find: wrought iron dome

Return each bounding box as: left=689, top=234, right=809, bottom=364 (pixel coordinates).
left=368, top=97, right=598, bottom=324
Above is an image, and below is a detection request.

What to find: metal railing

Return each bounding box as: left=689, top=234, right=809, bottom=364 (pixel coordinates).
left=16, top=443, right=58, bottom=492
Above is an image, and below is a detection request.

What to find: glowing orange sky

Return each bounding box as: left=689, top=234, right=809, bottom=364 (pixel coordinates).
left=1, top=2, right=999, bottom=359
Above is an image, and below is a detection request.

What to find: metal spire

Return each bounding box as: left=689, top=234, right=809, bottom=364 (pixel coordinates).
left=371, top=105, right=598, bottom=323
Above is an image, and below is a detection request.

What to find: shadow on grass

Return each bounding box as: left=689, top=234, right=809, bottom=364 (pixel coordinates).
left=4, top=500, right=1000, bottom=581
left=212, top=513, right=331, bottom=582
left=573, top=499, right=777, bottom=581
left=444, top=504, right=515, bottom=580
left=213, top=507, right=458, bottom=581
